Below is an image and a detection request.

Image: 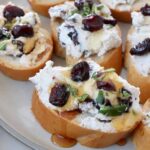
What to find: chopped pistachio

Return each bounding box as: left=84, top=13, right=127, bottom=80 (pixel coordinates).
left=0, top=42, right=7, bottom=51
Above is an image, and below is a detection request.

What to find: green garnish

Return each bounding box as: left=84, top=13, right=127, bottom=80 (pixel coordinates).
left=96, top=90, right=105, bottom=104
left=82, top=4, right=91, bottom=16
left=119, top=88, right=132, bottom=100
left=92, top=68, right=115, bottom=80
left=67, top=85, right=78, bottom=97
left=78, top=94, right=89, bottom=102
left=0, top=42, right=7, bottom=51
left=99, top=105, right=127, bottom=116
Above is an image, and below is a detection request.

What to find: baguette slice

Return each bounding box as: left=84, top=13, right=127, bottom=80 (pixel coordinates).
left=30, top=60, right=142, bottom=148
left=133, top=99, right=150, bottom=150
left=0, top=29, right=53, bottom=81
left=50, top=18, right=122, bottom=74
left=28, top=0, right=69, bottom=17
left=101, top=0, right=149, bottom=23
left=125, top=27, right=150, bottom=104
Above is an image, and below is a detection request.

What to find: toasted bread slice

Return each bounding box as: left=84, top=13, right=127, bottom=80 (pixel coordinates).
left=0, top=3, right=53, bottom=80
left=101, top=0, right=149, bottom=22
left=28, top=0, right=69, bottom=17
left=133, top=99, right=150, bottom=150
left=125, top=27, right=150, bottom=104
left=50, top=18, right=122, bottom=74
left=0, top=28, right=53, bottom=81
left=30, top=60, right=142, bottom=148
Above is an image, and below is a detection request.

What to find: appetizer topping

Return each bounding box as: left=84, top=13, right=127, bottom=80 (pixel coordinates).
left=130, top=38, right=150, bottom=55
left=71, top=61, right=90, bottom=82
left=49, top=1, right=121, bottom=59
left=141, top=4, right=150, bottom=16
left=49, top=83, right=70, bottom=107
left=0, top=27, right=11, bottom=40
left=3, top=5, right=25, bottom=21
left=12, top=24, right=34, bottom=38
left=97, top=81, right=116, bottom=91
left=30, top=60, right=141, bottom=132
left=82, top=15, right=103, bottom=32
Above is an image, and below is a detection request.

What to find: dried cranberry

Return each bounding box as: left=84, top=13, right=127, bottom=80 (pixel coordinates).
left=71, top=61, right=90, bottom=82
left=130, top=38, right=150, bottom=55
left=82, top=15, right=103, bottom=32
left=12, top=25, right=34, bottom=38
left=49, top=83, right=70, bottom=107
left=0, top=27, right=11, bottom=40
left=103, top=18, right=117, bottom=26
left=74, top=0, right=84, bottom=10
left=141, top=4, right=150, bottom=16
left=3, top=5, right=25, bottom=21
left=97, top=81, right=116, bottom=91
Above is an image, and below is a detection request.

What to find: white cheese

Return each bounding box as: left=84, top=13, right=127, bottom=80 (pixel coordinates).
left=58, top=15, right=121, bottom=58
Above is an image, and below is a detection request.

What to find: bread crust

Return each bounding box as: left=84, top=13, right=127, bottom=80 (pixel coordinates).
left=28, top=0, right=69, bottom=17
left=0, top=29, right=53, bottom=81
left=51, top=19, right=122, bottom=74
left=32, top=90, right=141, bottom=148
left=133, top=99, right=150, bottom=150
left=125, top=27, right=150, bottom=104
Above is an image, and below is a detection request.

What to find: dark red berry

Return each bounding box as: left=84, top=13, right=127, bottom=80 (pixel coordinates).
left=74, top=0, right=84, bottom=10
left=97, top=81, right=116, bottom=91
left=82, top=15, right=103, bottom=32
left=49, top=83, right=70, bottom=107
left=71, top=61, right=90, bottom=82
left=103, top=18, right=117, bottom=26
left=3, top=5, right=25, bottom=21
left=141, top=4, right=150, bottom=16
left=12, top=25, right=34, bottom=38
left=130, top=38, right=150, bottom=55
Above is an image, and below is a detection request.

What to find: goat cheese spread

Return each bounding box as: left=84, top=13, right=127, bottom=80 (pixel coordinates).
left=30, top=60, right=141, bottom=132
left=49, top=1, right=121, bottom=59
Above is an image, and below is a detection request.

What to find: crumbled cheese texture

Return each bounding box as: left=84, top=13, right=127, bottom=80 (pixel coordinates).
left=49, top=2, right=121, bottom=59
left=0, top=3, right=49, bottom=67
left=128, top=11, right=150, bottom=76
left=30, top=60, right=141, bottom=132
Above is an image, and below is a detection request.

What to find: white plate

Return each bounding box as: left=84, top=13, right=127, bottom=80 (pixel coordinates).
left=0, top=0, right=135, bottom=149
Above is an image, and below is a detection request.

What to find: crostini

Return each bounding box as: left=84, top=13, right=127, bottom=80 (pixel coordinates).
left=30, top=60, right=142, bottom=148
left=49, top=0, right=122, bottom=74
left=133, top=99, right=150, bottom=150
left=125, top=4, right=150, bottom=103
left=101, top=0, right=150, bottom=22
left=28, top=0, right=70, bottom=17
left=0, top=3, right=53, bottom=80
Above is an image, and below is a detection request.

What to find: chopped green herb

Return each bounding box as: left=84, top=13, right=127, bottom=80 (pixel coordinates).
left=78, top=94, right=89, bottom=102
left=0, top=42, right=7, bottom=51
left=99, top=105, right=127, bottom=116
left=67, top=85, right=78, bottom=97
left=119, top=88, right=132, bottom=100
left=82, top=4, right=91, bottom=16
left=96, top=90, right=105, bottom=104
